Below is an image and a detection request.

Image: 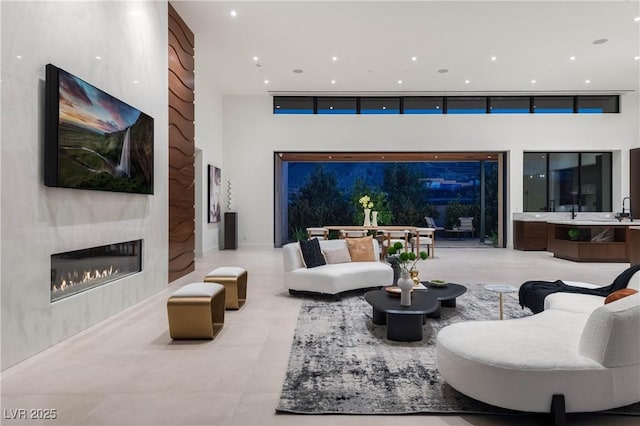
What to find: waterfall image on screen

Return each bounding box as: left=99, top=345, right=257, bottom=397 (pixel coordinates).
left=45, top=65, right=154, bottom=194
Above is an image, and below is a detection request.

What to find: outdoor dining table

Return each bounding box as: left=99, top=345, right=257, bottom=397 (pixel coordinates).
left=323, top=225, right=421, bottom=254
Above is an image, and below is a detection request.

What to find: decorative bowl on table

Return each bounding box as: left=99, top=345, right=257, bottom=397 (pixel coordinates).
left=429, top=279, right=448, bottom=287
left=385, top=286, right=413, bottom=297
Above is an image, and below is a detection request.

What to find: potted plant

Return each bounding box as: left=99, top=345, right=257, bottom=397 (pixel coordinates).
left=568, top=228, right=580, bottom=241
left=386, top=242, right=428, bottom=306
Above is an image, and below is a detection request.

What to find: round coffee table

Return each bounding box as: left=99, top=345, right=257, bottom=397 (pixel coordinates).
left=364, top=289, right=439, bottom=341
left=484, top=284, right=518, bottom=320
left=418, top=282, right=467, bottom=318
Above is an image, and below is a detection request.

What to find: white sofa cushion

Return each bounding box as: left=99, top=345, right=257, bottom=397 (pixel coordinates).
left=438, top=310, right=593, bottom=370
left=544, top=275, right=640, bottom=314
left=543, top=281, right=601, bottom=313
left=322, top=247, right=351, bottom=264
left=579, top=293, right=640, bottom=367
left=285, top=261, right=392, bottom=294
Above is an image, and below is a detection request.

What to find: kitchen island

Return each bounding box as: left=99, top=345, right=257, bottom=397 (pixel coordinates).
left=546, top=220, right=635, bottom=262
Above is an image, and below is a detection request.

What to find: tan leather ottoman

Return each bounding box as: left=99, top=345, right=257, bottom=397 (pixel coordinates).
left=204, top=266, right=247, bottom=310
left=167, top=283, right=225, bottom=339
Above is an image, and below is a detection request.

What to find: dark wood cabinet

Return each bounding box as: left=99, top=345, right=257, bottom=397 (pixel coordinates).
left=547, top=223, right=629, bottom=262
left=224, top=212, right=237, bottom=250
left=513, top=221, right=547, bottom=251
left=631, top=148, right=639, bottom=220
left=630, top=227, right=640, bottom=266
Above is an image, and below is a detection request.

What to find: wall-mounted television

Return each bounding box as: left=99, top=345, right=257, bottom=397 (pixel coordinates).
left=45, top=64, right=154, bottom=194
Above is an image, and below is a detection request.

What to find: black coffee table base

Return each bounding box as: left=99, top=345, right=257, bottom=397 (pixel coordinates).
left=420, top=282, right=467, bottom=319
left=365, top=290, right=439, bottom=342
left=371, top=309, right=428, bottom=341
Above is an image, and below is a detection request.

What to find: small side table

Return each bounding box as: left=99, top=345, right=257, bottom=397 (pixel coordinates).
left=484, top=285, right=518, bottom=320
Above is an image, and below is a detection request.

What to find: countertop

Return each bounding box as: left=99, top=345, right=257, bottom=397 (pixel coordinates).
left=546, top=220, right=636, bottom=226
left=512, top=212, right=621, bottom=222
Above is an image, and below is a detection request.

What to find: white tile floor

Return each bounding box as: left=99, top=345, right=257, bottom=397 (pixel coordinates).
left=1, top=246, right=636, bottom=426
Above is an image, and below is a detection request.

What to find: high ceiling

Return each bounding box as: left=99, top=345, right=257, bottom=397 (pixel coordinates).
left=171, top=1, right=640, bottom=96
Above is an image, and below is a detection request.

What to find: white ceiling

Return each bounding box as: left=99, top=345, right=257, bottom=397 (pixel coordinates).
left=171, top=1, right=640, bottom=96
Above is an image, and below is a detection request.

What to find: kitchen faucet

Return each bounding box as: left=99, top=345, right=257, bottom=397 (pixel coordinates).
left=571, top=197, right=581, bottom=220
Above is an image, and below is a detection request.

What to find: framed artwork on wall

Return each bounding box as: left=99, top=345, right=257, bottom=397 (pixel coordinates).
left=208, top=165, right=221, bottom=223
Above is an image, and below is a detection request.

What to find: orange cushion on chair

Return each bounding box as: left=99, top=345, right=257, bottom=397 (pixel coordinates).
left=604, top=288, right=638, bottom=304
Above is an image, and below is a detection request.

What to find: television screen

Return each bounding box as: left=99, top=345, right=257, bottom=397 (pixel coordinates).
left=45, top=64, right=154, bottom=194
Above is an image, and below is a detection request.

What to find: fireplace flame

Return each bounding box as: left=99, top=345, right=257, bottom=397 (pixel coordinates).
left=53, top=265, right=119, bottom=293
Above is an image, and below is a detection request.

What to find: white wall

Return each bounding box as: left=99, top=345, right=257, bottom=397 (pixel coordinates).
left=219, top=93, right=639, bottom=247
left=1, top=1, right=168, bottom=369
left=194, top=41, right=224, bottom=255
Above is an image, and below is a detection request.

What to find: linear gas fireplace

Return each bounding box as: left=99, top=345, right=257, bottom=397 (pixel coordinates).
left=51, top=240, right=142, bottom=302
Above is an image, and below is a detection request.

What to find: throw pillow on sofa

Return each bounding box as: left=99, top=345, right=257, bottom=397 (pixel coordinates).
left=345, top=235, right=375, bottom=262
left=322, top=247, right=352, bottom=264
left=299, top=238, right=326, bottom=268
left=605, top=288, right=638, bottom=304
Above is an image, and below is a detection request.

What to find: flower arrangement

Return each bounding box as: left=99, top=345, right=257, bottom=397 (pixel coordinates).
left=387, top=242, right=428, bottom=273
left=358, top=195, right=374, bottom=210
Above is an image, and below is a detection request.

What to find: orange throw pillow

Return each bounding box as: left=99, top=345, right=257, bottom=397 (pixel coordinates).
left=345, top=235, right=375, bottom=262
left=604, top=288, right=638, bottom=304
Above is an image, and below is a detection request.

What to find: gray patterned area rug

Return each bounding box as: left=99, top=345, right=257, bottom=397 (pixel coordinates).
left=276, top=285, right=640, bottom=416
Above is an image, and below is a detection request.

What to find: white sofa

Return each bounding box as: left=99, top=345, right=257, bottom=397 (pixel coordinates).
left=436, top=275, right=640, bottom=420
left=283, top=239, right=393, bottom=295
left=544, top=276, right=639, bottom=313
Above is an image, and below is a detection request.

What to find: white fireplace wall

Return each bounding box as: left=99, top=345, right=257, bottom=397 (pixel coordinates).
left=1, top=1, right=169, bottom=369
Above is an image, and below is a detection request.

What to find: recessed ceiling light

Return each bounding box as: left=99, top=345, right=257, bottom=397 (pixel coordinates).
left=331, top=80, right=336, bottom=84
left=16, top=55, right=23, bottom=59
left=253, top=56, right=259, bottom=61
left=437, top=69, right=449, bottom=74
left=490, top=56, right=497, bottom=61
left=634, top=56, right=640, bottom=61
left=133, top=80, right=139, bottom=84
left=634, top=17, right=640, bottom=22
left=332, top=56, right=338, bottom=62
left=276, top=105, right=281, bottom=109
left=464, top=80, right=470, bottom=84
left=585, top=79, right=591, bottom=84
left=435, top=106, right=440, bottom=109
left=264, top=79, right=269, bottom=84
left=434, top=155, right=439, bottom=159
left=531, top=79, right=537, bottom=84
left=569, top=56, right=576, bottom=61
left=411, top=56, right=417, bottom=61
left=592, top=38, right=608, bottom=45
left=397, top=80, right=403, bottom=84
left=95, top=56, right=101, bottom=60
left=230, top=10, right=237, bottom=17
left=329, top=106, right=334, bottom=110
left=382, top=106, right=387, bottom=110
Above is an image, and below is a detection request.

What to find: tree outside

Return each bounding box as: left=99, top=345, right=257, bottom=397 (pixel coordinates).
left=286, top=161, right=497, bottom=243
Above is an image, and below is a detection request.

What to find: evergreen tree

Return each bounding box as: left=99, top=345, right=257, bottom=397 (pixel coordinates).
left=288, top=165, right=351, bottom=240
left=382, top=164, right=429, bottom=226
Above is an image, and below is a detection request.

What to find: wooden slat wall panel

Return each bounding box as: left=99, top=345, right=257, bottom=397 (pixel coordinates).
left=168, top=3, right=195, bottom=283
